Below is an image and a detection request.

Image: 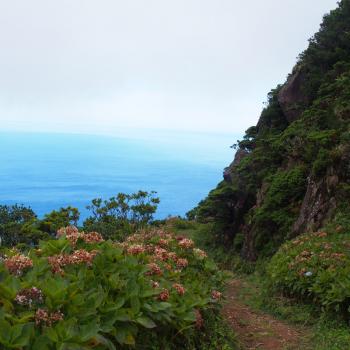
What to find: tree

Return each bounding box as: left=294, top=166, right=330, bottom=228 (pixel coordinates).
left=84, top=191, right=160, bottom=240
left=38, top=206, right=80, bottom=235
left=0, top=204, right=46, bottom=246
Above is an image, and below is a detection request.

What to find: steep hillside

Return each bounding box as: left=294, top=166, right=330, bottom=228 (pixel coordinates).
left=190, top=0, right=350, bottom=260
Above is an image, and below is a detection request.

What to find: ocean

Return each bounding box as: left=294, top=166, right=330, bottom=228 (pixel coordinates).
left=0, top=131, right=236, bottom=220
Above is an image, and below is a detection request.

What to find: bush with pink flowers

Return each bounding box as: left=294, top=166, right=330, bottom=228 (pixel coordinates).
left=0, top=226, right=229, bottom=349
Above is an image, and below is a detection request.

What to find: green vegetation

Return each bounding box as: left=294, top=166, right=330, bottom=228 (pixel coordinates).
left=232, top=272, right=350, bottom=350
left=190, top=0, right=350, bottom=259
left=180, top=215, right=350, bottom=349
left=267, top=211, right=350, bottom=317
left=0, top=226, right=234, bottom=349
left=0, top=205, right=49, bottom=247
left=2, top=1, right=350, bottom=348
left=84, top=191, right=160, bottom=240
left=0, top=191, right=160, bottom=248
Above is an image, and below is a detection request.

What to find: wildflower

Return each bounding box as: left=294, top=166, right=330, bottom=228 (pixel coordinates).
left=163, top=263, right=172, bottom=271
left=158, top=239, right=169, bottom=246
left=126, top=234, right=139, bottom=243
left=50, top=310, right=64, bottom=323
left=300, top=250, right=311, bottom=257
left=69, top=249, right=98, bottom=266
left=58, top=225, right=79, bottom=237
left=154, top=247, right=168, bottom=261
left=35, top=308, right=63, bottom=327
left=167, top=252, right=177, bottom=261
left=193, top=248, right=207, bottom=259
left=211, top=290, right=222, bottom=300
left=4, top=254, right=33, bottom=275
left=57, top=226, right=81, bottom=245
left=48, top=249, right=98, bottom=274
left=127, top=244, right=145, bottom=255
left=151, top=280, right=160, bottom=288
left=195, top=309, right=204, bottom=329
left=176, top=258, right=188, bottom=269
left=83, top=232, right=104, bottom=244
left=304, top=271, right=313, bottom=277
left=146, top=263, right=163, bottom=276
left=15, top=287, right=43, bottom=307
left=323, top=243, right=332, bottom=250
left=178, top=238, right=194, bottom=249
left=172, top=283, right=185, bottom=296
left=158, top=289, right=170, bottom=301
left=35, top=308, right=49, bottom=326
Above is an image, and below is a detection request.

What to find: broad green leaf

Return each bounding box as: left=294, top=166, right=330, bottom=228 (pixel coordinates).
left=95, top=334, right=116, bottom=350
left=135, top=316, right=156, bottom=329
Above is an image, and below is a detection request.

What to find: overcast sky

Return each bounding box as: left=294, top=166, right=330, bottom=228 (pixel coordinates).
left=0, top=0, right=339, bottom=137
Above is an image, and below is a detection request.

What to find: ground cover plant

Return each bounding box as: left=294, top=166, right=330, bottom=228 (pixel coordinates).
left=0, top=226, right=229, bottom=349
left=267, top=213, right=350, bottom=317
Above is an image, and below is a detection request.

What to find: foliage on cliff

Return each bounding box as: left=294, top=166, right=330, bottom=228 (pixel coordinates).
left=190, top=0, right=350, bottom=259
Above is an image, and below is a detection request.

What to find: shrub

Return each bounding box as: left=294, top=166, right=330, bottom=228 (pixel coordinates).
left=0, top=226, right=227, bottom=349
left=84, top=191, right=160, bottom=240
left=267, top=222, right=350, bottom=317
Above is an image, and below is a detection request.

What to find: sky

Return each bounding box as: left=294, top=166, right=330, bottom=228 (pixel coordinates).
left=0, top=0, right=339, bottom=137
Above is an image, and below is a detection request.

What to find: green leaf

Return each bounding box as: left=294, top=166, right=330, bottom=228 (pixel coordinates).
left=79, top=321, right=100, bottom=342
left=136, top=316, right=156, bottom=329
left=45, top=327, right=59, bottom=342
left=95, top=334, right=116, bottom=350
left=31, top=335, right=52, bottom=350
left=130, top=296, right=140, bottom=314
left=14, top=323, right=34, bottom=346
left=0, top=319, right=11, bottom=344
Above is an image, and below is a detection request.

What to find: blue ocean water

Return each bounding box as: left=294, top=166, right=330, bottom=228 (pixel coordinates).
left=0, top=131, right=236, bottom=220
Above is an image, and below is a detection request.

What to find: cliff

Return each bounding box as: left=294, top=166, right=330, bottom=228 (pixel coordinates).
left=190, top=0, right=350, bottom=260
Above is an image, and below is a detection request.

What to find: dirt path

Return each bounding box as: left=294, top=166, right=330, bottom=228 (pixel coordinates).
left=223, top=279, right=308, bottom=350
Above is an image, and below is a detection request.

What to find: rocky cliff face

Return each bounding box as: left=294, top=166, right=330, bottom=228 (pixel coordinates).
left=193, top=0, right=350, bottom=260
left=277, top=68, right=308, bottom=123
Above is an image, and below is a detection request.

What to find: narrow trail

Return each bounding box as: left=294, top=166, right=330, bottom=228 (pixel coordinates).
left=222, top=279, right=308, bottom=350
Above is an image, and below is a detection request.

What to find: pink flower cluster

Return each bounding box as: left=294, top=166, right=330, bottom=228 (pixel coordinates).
left=211, top=290, right=222, bottom=300
left=35, top=308, right=64, bottom=327
left=176, top=258, right=188, bottom=269
left=15, top=287, right=43, bottom=307
left=172, top=283, right=185, bottom=296
left=127, top=244, right=145, bottom=255
left=151, top=280, right=160, bottom=288
left=57, top=226, right=104, bottom=245
left=48, top=249, right=99, bottom=274
left=193, top=248, right=207, bottom=259
left=146, top=262, right=163, bottom=276
left=158, top=238, right=170, bottom=247
left=4, top=254, right=33, bottom=275
left=83, top=232, right=104, bottom=244
left=178, top=238, right=194, bottom=249
left=158, top=288, right=170, bottom=301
